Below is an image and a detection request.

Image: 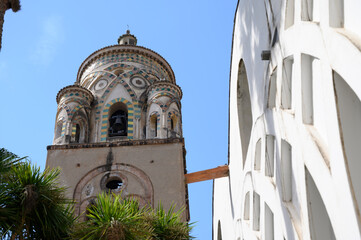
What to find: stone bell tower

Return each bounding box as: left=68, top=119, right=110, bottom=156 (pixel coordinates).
left=46, top=30, right=188, bottom=219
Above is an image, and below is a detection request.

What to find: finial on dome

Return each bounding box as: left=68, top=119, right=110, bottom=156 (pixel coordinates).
left=118, top=29, right=137, bottom=46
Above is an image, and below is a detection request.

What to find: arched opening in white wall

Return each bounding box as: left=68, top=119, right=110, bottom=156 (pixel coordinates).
left=301, top=0, right=313, bottom=21
left=281, top=139, right=292, bottom=202
left=281, top=56, right=293, bottom=110
left=254, top=138, right=262, bottom=171
left=301, top=54, right=320, bottom=125
left=333, top=70, right=361, bottom=216
left=237, top=60, right=253, bottom=168
left=329, top=0, right=344, bottom=28
left=244, top=191, right=250, bottom=220
left=268, top=68, right=277, bottom=109
left=305, top=167, right=336, bottom=240
left=108, top=102, right=128, bottom=137
left=285, top=0, right=295, bottom=29
left=217, top=220, right=223, bottom=240
left=265, top=135, right=275, bottom=177
left=265, top=202, right=274, bottom=240
left=253, top=192, right=260, bottom=231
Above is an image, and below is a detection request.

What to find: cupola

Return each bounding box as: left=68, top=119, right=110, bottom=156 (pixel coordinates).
left=117, top=30, right=137, bottom=46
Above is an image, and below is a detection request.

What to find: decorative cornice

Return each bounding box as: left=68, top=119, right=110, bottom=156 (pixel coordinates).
left=47, top=137, right=184, bottom=150
left=56, top=85, right=94, bottom=104
left=76, top=45, right=176, bottom=84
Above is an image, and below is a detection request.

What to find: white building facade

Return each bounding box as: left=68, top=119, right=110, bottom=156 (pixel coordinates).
left=213, top=0, right=361, bottom=239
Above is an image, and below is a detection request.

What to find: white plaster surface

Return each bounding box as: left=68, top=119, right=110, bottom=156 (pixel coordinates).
left=213, top=0, right=361, bottom=239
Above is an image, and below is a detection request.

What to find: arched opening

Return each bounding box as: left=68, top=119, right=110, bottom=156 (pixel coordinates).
left=281, top=56, right=293, bottom=109
left=265, top=203, right=274, bottom=240
left=75, top=124, right=80, bottom=143
left=253, top=192, right=260, bottom=231
left=254, top=138, right=262, bottom=171
left=333, top=70, right=361, bottom=215
left=301, top=0, right=313, bottom=21
left=268, top=68, right=277, bottom=108
left=244, top=191, right=250, bottom=220
left=217, top=220, right=223, bottom=240
left=108, top=102, right=128, bottom=138
left=171, top=118, right=175, bottom=130
left=305, top=167, right=336, bottom=239
left=71, top=111, right=88, bottom=144
left=265, top=135, right=275, bottom=177
left=301, top=54, right=319, bottom=125
left=285, top=0, right=295, bottom=29
left=281, top=139, right=292, bottom=202
left=329, top=0, right=344, bottom=28
left=149, top=113, right=158, bottom=138
left=237, top=60, right=253, bottom=168
left=169, top=115, right=179, bottom=138
left=55, top=121, right=63, bottom=139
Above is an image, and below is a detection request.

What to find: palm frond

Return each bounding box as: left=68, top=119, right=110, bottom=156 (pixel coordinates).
left=151, top=202, right=194, bottom=240
left=0, top=148, right=25, bottom=175
left=3, top=163, right=74, bottom=239
left=72, top=193, right=152, bottom=240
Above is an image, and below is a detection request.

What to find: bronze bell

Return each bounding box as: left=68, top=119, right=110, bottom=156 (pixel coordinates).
left=112, top=115, right=124, bottom=132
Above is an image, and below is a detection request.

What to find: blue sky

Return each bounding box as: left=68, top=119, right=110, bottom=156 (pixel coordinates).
left=0, top=1, right=235, bottom=238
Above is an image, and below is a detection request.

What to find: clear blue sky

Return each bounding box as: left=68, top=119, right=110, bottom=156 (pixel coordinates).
left=0, top=1, right=235, bottom=238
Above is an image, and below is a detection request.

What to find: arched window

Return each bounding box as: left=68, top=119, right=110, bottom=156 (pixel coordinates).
left=167, top=111, right=180, bottom=138
left=75, top=124, right=80, bottom=143
left=244, top=191, right=250, bottom=220
left=108, top=103, right=128, bottom=138
left=149, top=114, right=158, bottom=138
left=55, top=121, right=63, bottom=139
left=71, top=123, right=82, bottom=143
left=71, top=111, right=88, bottom=144
left=171, top=118, right=174, bottom=130
left=237, top=60, right=253, bottom=168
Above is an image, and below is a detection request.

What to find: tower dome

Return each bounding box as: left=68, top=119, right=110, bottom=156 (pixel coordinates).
left=52, top=30, right=182, bottom=144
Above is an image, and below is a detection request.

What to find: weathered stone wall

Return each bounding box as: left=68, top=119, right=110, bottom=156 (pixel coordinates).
left=47, top=138, right=188, bottom=219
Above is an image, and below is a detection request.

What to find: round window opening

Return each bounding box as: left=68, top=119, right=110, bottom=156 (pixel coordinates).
left=106, top=179, right=123, bottom=190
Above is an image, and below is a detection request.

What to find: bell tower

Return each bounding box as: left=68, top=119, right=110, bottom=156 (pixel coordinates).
left=46, top=31, right=188, bottom=219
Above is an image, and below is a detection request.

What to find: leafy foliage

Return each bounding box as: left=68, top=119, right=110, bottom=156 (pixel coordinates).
left=71, top=193, right=153, bottom=240
left=72, top=194, right=194, bottom=240
left=0, top=148, right=24, bottom=237
left=0, top=149, right=74, bottom=239
left=0, top=148, right=23, bottom=175
left=149, top=203, right=194, bottom=240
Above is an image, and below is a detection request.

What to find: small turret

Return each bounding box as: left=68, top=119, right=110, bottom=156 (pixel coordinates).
left=117, top=30, right=137, bottom=45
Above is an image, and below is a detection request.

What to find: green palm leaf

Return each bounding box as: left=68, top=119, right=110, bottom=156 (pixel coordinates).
left=72, top=193, right=153, bottom=240
left=3, top=162, right=74, bottom=239
left=150, top=202, right=194, bottom=240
